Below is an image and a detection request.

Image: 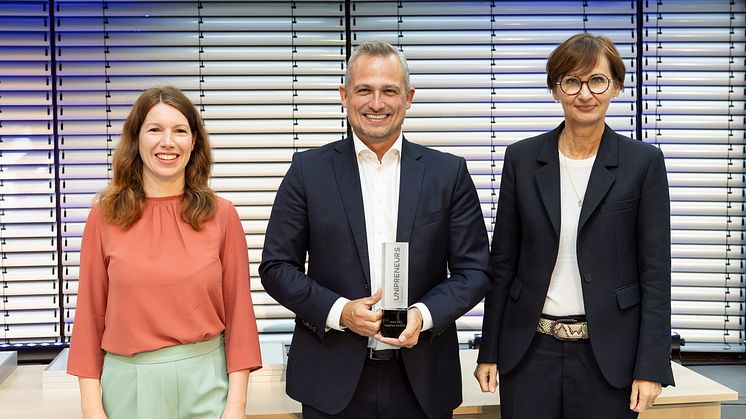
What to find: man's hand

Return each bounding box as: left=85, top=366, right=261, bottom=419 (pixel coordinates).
left=474, top=363, right=498, bottom=393
left=340, top=289, right=383, bottom=336
left=374, top=307, right=423, bottom=348
left=629, top=379, right=662, bottom=413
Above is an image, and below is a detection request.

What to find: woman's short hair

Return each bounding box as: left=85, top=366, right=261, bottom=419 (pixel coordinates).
left=97, top=86, right=216, bottom=230
left=546, top=33, right=626, bottom=91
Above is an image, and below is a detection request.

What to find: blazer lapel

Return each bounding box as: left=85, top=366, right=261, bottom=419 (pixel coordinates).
left=578, top=125, right=618, bottom=230
left=331, top=138, right=371, bottom=283
left=396, top=138, right=424, bottom=243
left=535, top=126, right=562, bottom=237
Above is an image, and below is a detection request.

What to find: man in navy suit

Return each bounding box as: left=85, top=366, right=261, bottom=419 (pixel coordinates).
left=259, top=41, right=490, bottom=419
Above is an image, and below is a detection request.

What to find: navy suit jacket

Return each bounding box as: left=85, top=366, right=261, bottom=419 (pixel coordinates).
left=259, top=137, right=491, bottom=418
left=478, top=123, right=675, bottom=388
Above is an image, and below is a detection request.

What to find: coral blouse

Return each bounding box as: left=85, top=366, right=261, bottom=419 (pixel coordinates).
left=67, top=195, right=262, bottom=378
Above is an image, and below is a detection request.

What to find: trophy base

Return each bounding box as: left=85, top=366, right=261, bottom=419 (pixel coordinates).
left=382, top=309, right=407, bottom=338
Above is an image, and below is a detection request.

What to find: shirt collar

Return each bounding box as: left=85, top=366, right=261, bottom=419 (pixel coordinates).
left=353, top=132, right=403, bottom=161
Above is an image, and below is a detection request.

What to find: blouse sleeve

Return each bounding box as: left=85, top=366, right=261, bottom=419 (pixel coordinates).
left=220, top=200, right=262, bottom=373
left=66, top=204, right=109, bottom=378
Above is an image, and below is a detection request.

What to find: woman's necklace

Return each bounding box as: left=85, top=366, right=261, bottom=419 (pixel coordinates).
left=560, top=131, right=584, bottom=208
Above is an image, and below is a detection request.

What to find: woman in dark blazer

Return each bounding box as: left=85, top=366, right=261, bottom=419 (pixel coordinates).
left=474, top=33, right=675, bottom=419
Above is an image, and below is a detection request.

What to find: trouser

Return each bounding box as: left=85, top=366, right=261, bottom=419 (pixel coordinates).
left=499, top=332, right=638, bottom=419
left=101, top=334, right=228, bottom=419
left=302, top=355, right=448, bottom=419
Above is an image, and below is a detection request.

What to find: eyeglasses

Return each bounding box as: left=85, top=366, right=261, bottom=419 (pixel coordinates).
left=557, top=73, right=612, bottom=95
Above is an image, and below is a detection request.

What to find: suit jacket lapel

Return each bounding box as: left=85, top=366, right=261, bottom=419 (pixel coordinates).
left=332, top=138, right=371, bottom=283
left=578, top=125, right=618, bottom=230
left=535, top=126, right=562, bottom=237
left=396, top=138, right=424, bottom=243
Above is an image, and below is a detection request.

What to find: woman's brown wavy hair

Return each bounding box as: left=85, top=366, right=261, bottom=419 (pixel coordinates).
left=96, top=86, right=217, bottom=230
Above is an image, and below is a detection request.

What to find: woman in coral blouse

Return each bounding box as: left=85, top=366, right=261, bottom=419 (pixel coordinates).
left=67, top=86, right=262, bottom=419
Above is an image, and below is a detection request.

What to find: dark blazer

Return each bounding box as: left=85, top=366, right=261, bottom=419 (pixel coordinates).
left=260, top=137, right=491, bottom=418
left=478, top=123, right=675, bottom=388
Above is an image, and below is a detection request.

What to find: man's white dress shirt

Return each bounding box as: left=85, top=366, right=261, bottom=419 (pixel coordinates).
left=325, top=134, right=433, bottom=349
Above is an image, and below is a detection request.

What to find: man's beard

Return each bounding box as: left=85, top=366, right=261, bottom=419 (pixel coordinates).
left=356, top=124, right=397, bottom=144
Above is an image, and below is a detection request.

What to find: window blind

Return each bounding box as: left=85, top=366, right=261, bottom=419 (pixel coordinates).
left=350, top=0, right=638, bottom=345
left=0, top=0, right=62, bottom=346
left=54, top=0, right=347, bottom=346
left=642, top=0, right=746, bottom=352
left=1, top=0, right=744, bottom=353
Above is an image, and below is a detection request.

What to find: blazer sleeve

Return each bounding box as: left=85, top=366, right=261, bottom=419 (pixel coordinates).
left=259, top=152, right=343, bottom=339
left=633, top=148, right=675, bottom=386
left=418, top=156, right=491, bottom=334
left=478, top=146, right=521, bottom=364
left=67, top=204, right=109, bottom=378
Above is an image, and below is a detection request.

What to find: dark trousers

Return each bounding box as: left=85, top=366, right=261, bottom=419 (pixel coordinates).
left=499, top=333, right=638, bottom=419
left=301, top=356, right=447, bottom=419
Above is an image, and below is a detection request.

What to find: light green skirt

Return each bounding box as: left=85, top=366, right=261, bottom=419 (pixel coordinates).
left=101, top=334, right=228, bottom=419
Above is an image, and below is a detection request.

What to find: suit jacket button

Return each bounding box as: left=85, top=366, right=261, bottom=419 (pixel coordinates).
left=583, top=274, right=592, bottom=283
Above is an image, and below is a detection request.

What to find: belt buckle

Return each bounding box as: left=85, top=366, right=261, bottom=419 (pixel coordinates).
left=550, top=318, right=579, bottom=341
left=368, top=349, right=397, bottom=361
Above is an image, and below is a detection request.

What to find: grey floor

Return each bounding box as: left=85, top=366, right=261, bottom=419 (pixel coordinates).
left=687, top=364, right=746, bottom=419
